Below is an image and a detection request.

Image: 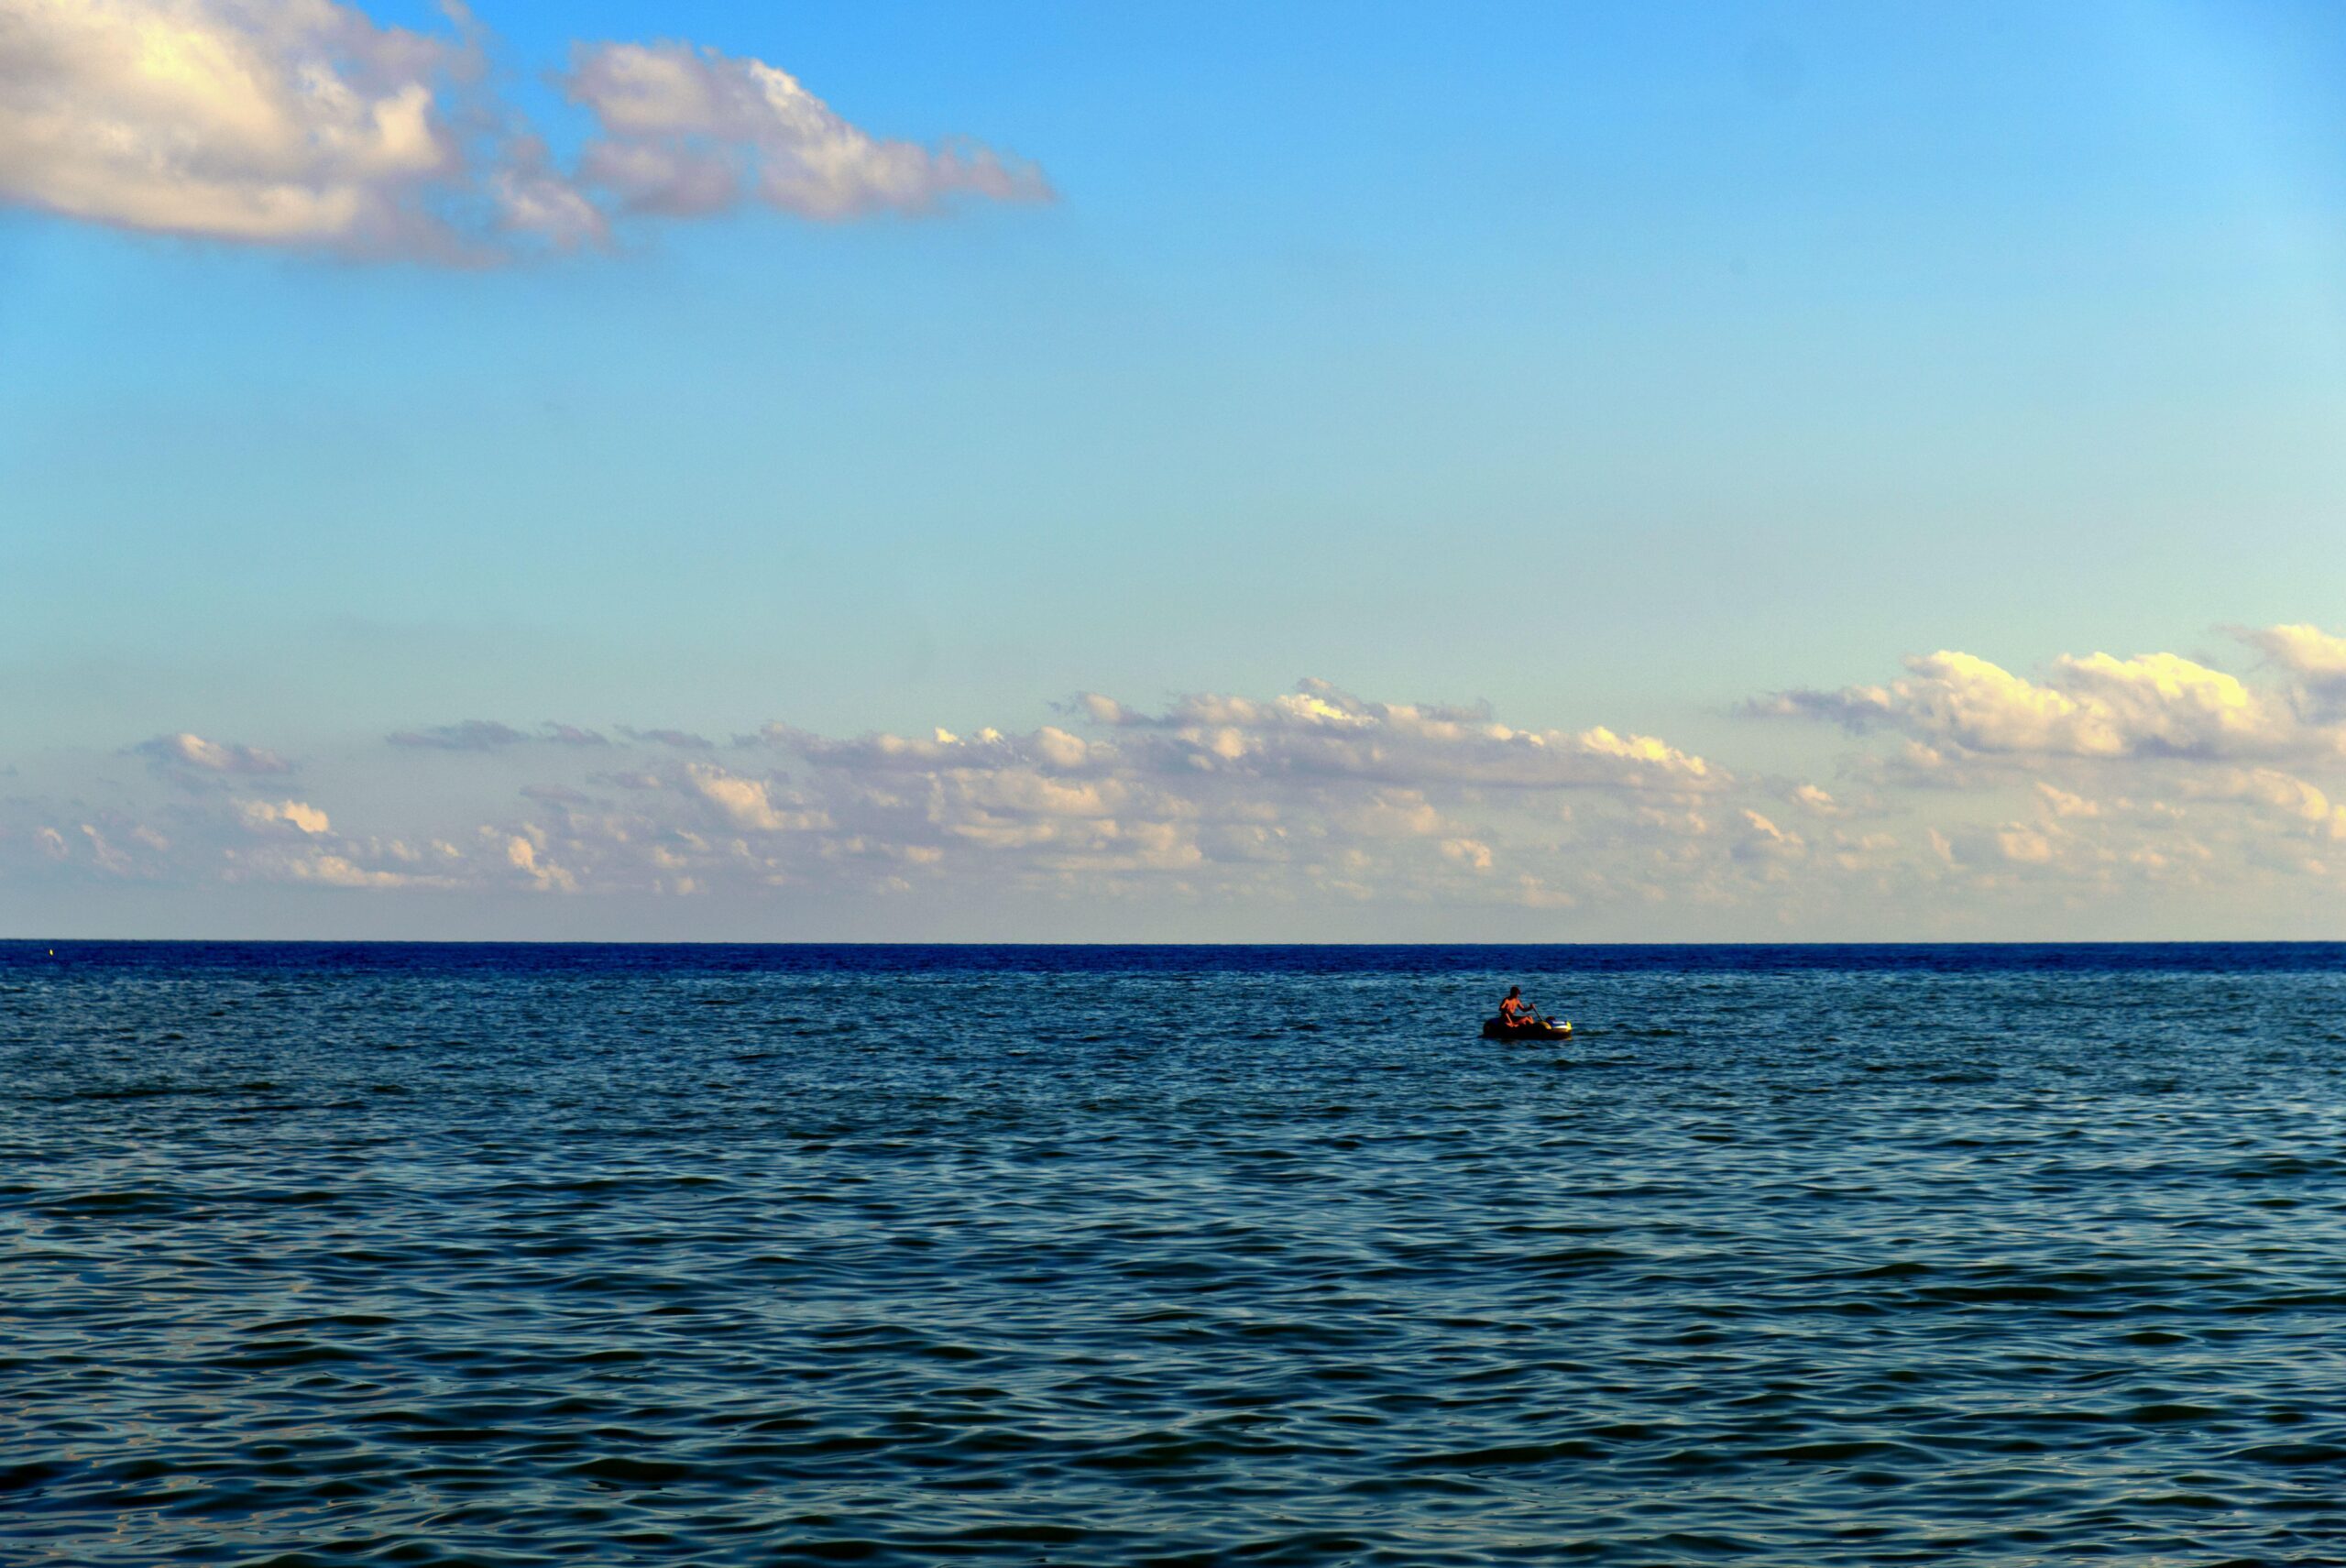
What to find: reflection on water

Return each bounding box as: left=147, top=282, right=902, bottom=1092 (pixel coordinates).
left=5, top=942, right=2345, bottom=1564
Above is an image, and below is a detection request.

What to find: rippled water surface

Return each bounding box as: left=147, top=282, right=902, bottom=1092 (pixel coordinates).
left=6, top=942, right=2346, bottom=1565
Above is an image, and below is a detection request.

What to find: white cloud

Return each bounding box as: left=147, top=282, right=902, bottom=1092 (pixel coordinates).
left=1339, top=790, right=1445, bottom=839
left=490, top=132, right=607, bottom=250
left=1058, top=679, right=1718, bottom=791
left=2184, top=767, right=2346, bottom=838
left=285, top=679, right=1728, bottom=907
left=1997, top=824, right=2057, bottom=865
left=1735, top=627, right=2346, bottom=904
left=942, top=767, right=1126, bottom=820
left=2236, top=622, right=2346, bottom=718
left=0, top=1, right=1052, bottom=260
left=238, top=798, right=330, bottom=834
left=266, top=850, right=425, bottom=888
left=1032, top=727, right=1092, bottom=769
left=26, top=648, right=2346, bottom=930
left=2239, top=622, right=2346, bottom=680
left=2035, top=783, right=2100, bottom=818
left=723, top=681, right=1734, bottom=902
left=562, top=41, right=1051, bottom=221
left=1758, top=647, right=2297, bottom=759
left=0, top=0, right=466, bottom=255
left=503, top=832, right=576, bottom=892
left=1441, top=837, right=1494, bottom=871
left=134, top=731, right=292, bottom=775
left=685, top=764, right=827, bottom=833
left=80, top=823, right=135, bottom=874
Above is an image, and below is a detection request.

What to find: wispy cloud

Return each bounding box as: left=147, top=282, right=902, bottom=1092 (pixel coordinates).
left=388, top=720, right=609, bottom=750
left=619, top=727, right=714, bottom=751
left=564, top=42, right=1051, bottom=222
left=388, top=720, right=532, bottom=751
left=132, top=732, right=293, bottom=777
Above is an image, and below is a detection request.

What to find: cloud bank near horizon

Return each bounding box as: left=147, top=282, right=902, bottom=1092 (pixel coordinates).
left=10, top=627, right=2346, bottom=935
left=0, top=0, right=1051, bottom=262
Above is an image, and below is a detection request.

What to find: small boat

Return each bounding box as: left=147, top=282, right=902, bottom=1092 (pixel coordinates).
left=1482, top=1016, right=1573, bottom=1041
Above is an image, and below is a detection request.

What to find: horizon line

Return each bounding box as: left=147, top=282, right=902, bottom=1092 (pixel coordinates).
left=9, top=937, right=2345, bottom=949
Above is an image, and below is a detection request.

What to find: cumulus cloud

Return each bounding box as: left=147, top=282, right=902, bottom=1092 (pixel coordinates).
left=1441, top=837, right=1494, bottom=871
left=0, top=0, right=1051, bottom=260
left=1755, top=647, right=2297, bottom=759
left=503, top=830, right=576, bottom=892
left=0, top=0, right=466, bottom=256
left=2182, top=767, right=2346, bottom=839
left=2235, top=623, right=2346, bottom=718
left=2239, top=623, right=2346, bottom=681
left=684, top=764, right=828, bottom=833
left=1721, top=625, right=2346, bottom=905
left=2035, top=783, right=2100, bottom=818
left=26, top=650, right=2346, bottom=928
left=259, top=850, right=428, bottom=888
left=1047, top=679, right=1718, bottom=790
left=237, top=798, right=331, bottom=834
left=700, top=680, right=1728, bottom=900
left=64, top=679, right=1724, bottom=908
left=563, top=41, right=1051, bottom=221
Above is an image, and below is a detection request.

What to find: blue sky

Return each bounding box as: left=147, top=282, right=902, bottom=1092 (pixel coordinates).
left=5, top=0, right=2346, bottom=938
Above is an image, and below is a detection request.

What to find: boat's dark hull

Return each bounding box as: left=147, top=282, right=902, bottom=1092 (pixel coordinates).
left=1482, top=1018, right=1573, bottom=1041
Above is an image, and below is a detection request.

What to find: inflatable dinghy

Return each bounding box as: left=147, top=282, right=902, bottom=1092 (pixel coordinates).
left=1482, top=1016, right=1573, bottom=1041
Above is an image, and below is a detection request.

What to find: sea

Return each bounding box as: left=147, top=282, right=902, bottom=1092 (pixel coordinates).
left=5, top=941, right=2346, bottom=1566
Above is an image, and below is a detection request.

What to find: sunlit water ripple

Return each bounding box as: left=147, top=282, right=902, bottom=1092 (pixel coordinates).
left=5, top=941, right=2346, bottom=1565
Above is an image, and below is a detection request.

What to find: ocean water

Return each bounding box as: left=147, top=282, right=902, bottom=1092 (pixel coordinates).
left=5, top=942, right=2346, bottom=1567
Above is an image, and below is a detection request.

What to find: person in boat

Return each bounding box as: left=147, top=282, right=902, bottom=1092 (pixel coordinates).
left=1497, top=986, right=1537, bottom=1030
